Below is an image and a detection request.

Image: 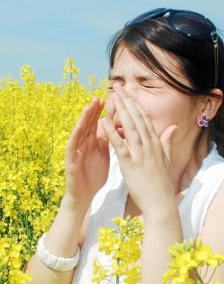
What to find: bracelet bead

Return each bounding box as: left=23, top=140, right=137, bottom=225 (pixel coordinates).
left=36, top=233, right=80, bottom=272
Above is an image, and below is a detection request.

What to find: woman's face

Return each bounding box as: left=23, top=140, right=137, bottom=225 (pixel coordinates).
left=106, top=43, right=199, bottom=143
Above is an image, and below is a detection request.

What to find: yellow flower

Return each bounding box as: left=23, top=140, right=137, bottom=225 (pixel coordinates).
left=20, top=64, right=36, bottom=85
left=9, top=270, right=32, bottom=284
left=206, top=253, right=224, bottom=267
left=89, top=74, right=96, bottom=88
left=63, top=57, right=80, bottom=81
left=98, top=227, right=118, bottom=255
left=0, top=59, right=107, bottom=282
left=112, top=217, right=127, bottom=226
left=164, top=238, right=224, bottom=284
left=93, top=216, right=143, bottom=284
left=193, top=240, right=213, bottom=266
left=92, top=259, right=109, bottom=283
left=124, top=266, right=141, bottom=284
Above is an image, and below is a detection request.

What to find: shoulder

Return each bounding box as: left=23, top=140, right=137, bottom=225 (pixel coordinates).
left=198, top=150, right=224, bottom=195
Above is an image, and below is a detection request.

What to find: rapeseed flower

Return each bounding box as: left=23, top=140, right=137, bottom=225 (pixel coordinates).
left=0, top=59, right=107, bottom=282
left=92, top=216, right=143, bottom=284
left=93, top=218, right=224, bottom=284
left=163, top=238, right=224, bottom=284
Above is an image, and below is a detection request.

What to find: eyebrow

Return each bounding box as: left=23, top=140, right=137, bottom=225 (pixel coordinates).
left=109, top=74, right=157, bottom=82
left=108, top=74, right=124, bottom=81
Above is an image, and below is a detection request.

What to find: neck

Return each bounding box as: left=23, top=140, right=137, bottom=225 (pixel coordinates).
left=170, top=138, right=209, bottom=196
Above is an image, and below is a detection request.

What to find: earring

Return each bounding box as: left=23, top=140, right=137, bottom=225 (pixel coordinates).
left=198, top=113, right=209, bottom=128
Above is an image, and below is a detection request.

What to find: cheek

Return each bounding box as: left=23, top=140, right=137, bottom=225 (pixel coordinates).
left=136, top=96, right=194, bottom=137
left=122, top=97, right=164, bottom=136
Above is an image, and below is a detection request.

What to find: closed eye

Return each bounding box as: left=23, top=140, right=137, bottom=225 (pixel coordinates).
left=142, top=85, right=155, bottom=88
left=108, top=82, right=124, bottom=90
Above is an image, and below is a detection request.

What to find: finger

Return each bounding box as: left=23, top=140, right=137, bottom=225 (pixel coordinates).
left=101, top=118, right=130, bottom=160
left=86, top=99, right=107, bottom=154
left=113, top=90, right=142, bottom=151
left=114, top=84, right=156, bottom=147
left=89, top=99, right=105, bottom=136
left=66, top=98, right=100, bottom=155
left=97, top=118, right=109, bottom=141
left=66, top=104, right=90, bottom=151
left=160, top=125, right=178, bottom=162
left=78, top=98, right=102, bottom=146
left=96, top=118, right=110, bottom=153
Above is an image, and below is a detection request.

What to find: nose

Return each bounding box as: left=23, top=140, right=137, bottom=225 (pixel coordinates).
left=109, top=83, right=138, bottom=124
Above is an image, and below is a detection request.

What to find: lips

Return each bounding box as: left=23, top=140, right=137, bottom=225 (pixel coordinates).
left=114, top=121, right=122, bottom=128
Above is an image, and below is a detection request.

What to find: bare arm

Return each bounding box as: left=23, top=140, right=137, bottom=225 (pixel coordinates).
left=141, top=181, right=224, bottom=283
left=195, top=181, right=224, bottom=282
left=26, top=193, right=90, bottom=284
left=141, top=202, right=183, bottom=284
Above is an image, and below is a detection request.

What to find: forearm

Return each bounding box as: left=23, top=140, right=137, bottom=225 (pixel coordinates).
left=44, top=193, right=90, bottom=256
left=141, top=206, right=183, bottom=284
left=26, top=193, right=90, bottom=284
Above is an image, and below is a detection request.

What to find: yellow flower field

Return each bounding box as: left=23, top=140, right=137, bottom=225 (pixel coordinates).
left=0, top=58, right=107, bottom=283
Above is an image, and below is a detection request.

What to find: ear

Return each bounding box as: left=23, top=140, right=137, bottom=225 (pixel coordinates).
left=197, top=88, right=223, bottom=120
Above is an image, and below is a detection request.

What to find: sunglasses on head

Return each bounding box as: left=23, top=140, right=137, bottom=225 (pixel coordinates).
left=125, top=8, right=219, bottom=87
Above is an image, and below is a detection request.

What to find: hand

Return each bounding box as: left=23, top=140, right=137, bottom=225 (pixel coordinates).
left=65, top=97, right=110, bottom=206
left=101, top=84, right=177, bottom=215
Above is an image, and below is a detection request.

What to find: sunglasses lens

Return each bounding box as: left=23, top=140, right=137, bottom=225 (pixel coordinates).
left=126, top=8, right=167, bottom=27
left=169, top=12, right=215, bottom=39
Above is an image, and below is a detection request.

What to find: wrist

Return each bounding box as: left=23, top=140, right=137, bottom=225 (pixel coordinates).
left=61, top=193, right=92, bottom=216
left=142, top=199, right=179, bottom=225
left=143, top=208, right=184, bottom=244
left=37, top=233, right=80, bottom=272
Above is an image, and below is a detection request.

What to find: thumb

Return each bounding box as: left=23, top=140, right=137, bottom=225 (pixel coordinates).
left=97, top=118, right=109, bottom=141
left=160, top=124, right=178, bottom=162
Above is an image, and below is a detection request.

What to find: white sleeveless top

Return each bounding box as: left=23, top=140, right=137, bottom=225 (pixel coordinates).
left=73, top=142, right=224, bottom=284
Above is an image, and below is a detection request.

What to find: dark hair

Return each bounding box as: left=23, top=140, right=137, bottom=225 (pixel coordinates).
left=107, top=12, right=224, bottom=158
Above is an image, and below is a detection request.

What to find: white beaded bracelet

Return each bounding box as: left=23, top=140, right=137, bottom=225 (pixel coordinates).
left=36, top=233, right=80, bottom=272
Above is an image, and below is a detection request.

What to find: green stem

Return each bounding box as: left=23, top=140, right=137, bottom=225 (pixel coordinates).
left=205, top=267, right=217, bottom=284
left=116, top=257, right=120, bottom=284
left=70, top=62, right=73, bottom=82
left=202, top=265, right=209, bottom=280
left=195, top=269, right=205, bottom=284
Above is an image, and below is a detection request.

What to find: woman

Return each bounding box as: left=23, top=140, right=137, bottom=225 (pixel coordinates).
left=26, top=8, right=224, bottom=283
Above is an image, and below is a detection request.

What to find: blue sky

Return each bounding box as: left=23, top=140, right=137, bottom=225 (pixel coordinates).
left=0, top=0, right=224, bottom=86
